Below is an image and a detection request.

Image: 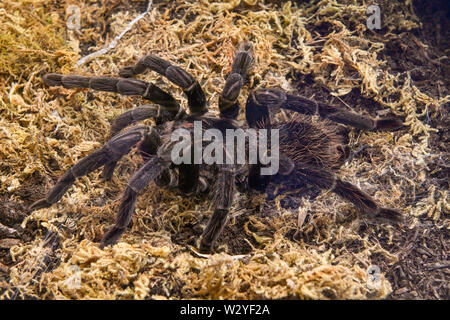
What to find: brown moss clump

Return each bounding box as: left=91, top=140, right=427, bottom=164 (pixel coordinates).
left=0, top=0, right=448, bottom=299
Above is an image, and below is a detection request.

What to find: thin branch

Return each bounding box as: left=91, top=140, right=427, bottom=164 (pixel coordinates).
left=76, top=0, right=153, bottom=67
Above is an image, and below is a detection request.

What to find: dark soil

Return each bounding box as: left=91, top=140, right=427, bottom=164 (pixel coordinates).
left=289, top=0, right=450, bottom=300
left=383, top=0, right=449, bottom=300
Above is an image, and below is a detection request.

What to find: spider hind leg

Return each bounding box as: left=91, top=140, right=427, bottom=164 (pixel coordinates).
left=43, top=73, right=181, bottom=118
left=199, top=164, right=236, bottom=253
left=246, top=88, right=403, bottom=131
left=333, top=178, right=403, bottom=222
left=100, top=156, right=162, bottom=248
left=296, top=168, right=403, bottom=223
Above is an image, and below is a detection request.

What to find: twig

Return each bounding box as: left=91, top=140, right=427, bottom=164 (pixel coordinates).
left=0, top=222, right=19, bottom=238
left=76, top=0, right=153, bottom=67
left=424, top=262, right=450, bottom=270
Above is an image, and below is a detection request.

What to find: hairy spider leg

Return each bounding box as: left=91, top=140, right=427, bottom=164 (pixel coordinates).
left=105, top=122, right=162, bottom=182
left=119, top=55, right=207, bottom=115
left=29, top=125, right=156, bottom=211
left=199, top=164, right=236, bottom=253
left=219, top=42, right=254, bottom=120
left=100, top=156, right=163, bottom=248
left=294, top=167, right=403, bottom=223
left=108, top=104, right=164, bottom=138
left=42, top=73, right=181, bottom=128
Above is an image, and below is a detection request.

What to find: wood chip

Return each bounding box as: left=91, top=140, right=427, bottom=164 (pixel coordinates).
left=0, top=238, right=21, bottom=249
left=394, top=287, right=409, bottom=295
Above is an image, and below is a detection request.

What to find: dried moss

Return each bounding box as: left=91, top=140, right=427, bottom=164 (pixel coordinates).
left=0, top=0, right=448, bottom=300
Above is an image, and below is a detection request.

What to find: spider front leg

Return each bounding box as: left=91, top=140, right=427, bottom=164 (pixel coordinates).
left=219, top=42, right=254, bottom=119
left=199, top=164, right=236, bottom=253
left=246, top=88, right=403, bottom=131
left=101, top=156, right=162, bottom=248
left=43, top=74, right=181, bottom=118
left=108, top=104, right=187, bottom=139
left=119, top=55, right=207, bottom=115
left=29, top=125, right=158, bottom=211
left=108, top=104, right=157, bottom=138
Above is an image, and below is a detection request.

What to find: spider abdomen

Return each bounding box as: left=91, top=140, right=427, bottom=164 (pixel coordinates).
left=276, top=115, right=347, bottom=172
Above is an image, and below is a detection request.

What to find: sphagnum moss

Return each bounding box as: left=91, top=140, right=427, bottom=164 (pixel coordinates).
left=1, top=0, right=447, bottom=299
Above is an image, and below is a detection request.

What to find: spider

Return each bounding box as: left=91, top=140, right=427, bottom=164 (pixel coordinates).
left=30, top=42, right=403, bottom=253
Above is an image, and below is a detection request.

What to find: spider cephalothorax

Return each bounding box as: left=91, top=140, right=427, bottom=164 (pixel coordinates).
left=30, top=42, right=403, bottom=253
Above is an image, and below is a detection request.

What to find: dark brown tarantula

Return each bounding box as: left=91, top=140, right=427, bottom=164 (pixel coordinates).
left=30, top=43, right=403, bottom=253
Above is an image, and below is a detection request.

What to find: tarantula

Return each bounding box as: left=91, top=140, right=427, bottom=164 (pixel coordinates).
left=30, top=42, right=403, bottom=253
